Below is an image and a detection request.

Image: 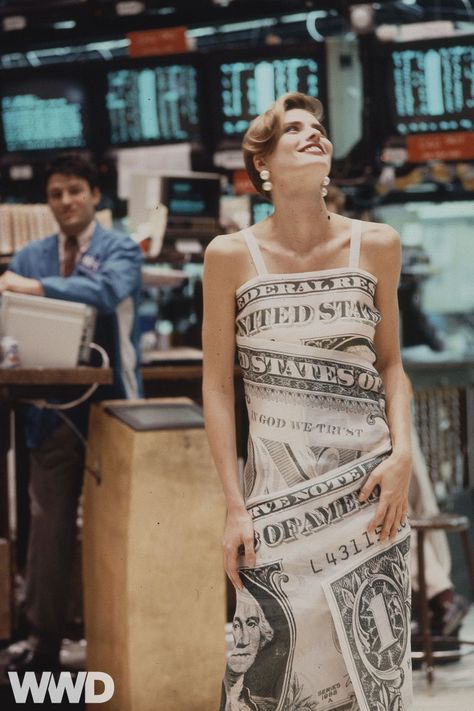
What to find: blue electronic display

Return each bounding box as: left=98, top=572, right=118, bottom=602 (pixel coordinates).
left=163, top=177, right=220, bottom=221
left=106, top=65, right=200, bottom=145
left=391, top=43, right=474, bottom=134
left=220, top=57, right=321, bottom=137
left=251, top=198, right=274, bottom=224
left=1, top=78, right=88, bottom=152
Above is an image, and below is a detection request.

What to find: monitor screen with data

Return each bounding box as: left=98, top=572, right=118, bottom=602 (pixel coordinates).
left=388, top=38, right=474, bottom=135
left=161, top=176, right=220, bottom=222
left=214, top=47, right=326, bottom=145
left=250, top=195, right=274, bottom=224
left=105, top=63, right=201, bottom=146
left=0, top=76, right=90, bottom=153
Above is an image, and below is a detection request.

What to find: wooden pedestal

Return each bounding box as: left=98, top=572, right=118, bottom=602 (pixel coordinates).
left=0, top=539, right=11, bottom=639
left=83, top=398, right=226, bottom=711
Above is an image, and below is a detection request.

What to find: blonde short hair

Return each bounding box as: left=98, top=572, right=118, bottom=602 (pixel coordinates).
left=242, top=92, right=325, bottom=200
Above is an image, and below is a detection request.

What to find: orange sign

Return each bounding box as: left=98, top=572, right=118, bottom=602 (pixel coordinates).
left=407, top=132, right=474, bottom=162
left=128, top=26, right=188, bottom=58
left=233, top=170, right=257, bottom=195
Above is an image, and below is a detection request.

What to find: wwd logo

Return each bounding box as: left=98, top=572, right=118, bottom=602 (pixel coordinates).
left=8, top=671, right=114, bottom=704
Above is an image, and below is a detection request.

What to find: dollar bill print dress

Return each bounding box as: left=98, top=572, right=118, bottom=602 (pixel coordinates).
left=220, top=220, right=412, bottom=711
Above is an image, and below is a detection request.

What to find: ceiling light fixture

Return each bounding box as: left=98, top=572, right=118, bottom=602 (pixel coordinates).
left=53, top=21, right=76, bottom=30
left=280, top=13, right=311, bottom=24
left=187, top=26, right=216, bottom=38
left=349, top=4, right=375, bottom=34
left=116, top=1, right=145, bottom=16
left=306, top=11, right=328, bottom=42
left=219, top=18, right=277, bottom=33
left=3, top=15, right=27, bottom=31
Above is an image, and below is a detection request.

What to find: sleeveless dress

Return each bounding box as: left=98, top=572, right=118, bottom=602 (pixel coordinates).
left=220, top=220, right=412, bottom=711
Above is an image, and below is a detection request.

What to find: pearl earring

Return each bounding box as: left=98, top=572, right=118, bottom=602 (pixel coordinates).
left=320, top=176, right=330, bottom=197
left=259, top=169, right=272, bottom=192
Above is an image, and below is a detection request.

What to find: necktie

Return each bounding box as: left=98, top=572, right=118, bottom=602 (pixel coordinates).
left=63, top=235, right=79, bottom=277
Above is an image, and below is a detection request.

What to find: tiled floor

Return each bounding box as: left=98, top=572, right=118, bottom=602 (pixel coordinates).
left=412, top=606, right=474, bottom=711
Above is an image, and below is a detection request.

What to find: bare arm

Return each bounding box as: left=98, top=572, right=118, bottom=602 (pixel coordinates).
left=202, top=235, right=256, bottom=590
left=373, top=228, right=411, bottom=463
left=359, top=226, right=412, bottom=540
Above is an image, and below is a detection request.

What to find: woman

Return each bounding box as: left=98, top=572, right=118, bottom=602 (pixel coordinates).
left=203, top=92, right=412, bottom=711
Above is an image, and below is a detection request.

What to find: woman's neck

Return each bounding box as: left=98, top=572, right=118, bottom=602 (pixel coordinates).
left=267, top=192, right=332, bottom=254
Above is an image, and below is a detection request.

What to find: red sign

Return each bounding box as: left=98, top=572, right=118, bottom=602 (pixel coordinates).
left=407, top=132, right=474, bottom=162
left=128, top=26, right=188, bottom=58
left=233, top=170, right=257, bottom=195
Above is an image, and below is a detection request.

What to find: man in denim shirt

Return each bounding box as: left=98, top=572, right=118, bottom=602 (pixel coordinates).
left=0, top=154, right=143, bottom=671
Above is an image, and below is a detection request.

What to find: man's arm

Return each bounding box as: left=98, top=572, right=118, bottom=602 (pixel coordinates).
left=39, top=237, right=143, bottom=314
left=1, top=245, right=44, bottom=294
left=1, top=234, right=143, bottom=312
left=0, top=271, right=44, bottom=295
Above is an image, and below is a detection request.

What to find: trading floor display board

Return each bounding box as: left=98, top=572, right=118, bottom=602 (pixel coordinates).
left=381, top=34, right=474, bottom=137
left=208, top=43, right=328, bottom=149
left=0, top=70, right=93, bottom=156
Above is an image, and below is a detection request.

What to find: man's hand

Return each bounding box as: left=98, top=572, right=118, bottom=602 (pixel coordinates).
left=0, top=271, right=44, bottom=296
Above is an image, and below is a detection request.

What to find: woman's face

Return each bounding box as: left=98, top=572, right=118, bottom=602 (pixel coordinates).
left=259, top=108, right=333, bottom=193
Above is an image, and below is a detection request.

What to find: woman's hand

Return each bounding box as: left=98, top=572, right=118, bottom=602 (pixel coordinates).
left=358, top=452, right=411, bottom=542
left=223, top=508, right=256, bottom=591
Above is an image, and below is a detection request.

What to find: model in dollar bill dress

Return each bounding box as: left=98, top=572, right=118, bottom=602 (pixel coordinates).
left=203, top=93, right=413, bottom=711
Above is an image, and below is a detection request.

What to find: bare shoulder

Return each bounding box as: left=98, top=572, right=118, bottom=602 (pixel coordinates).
left=205, top=231, right=248, bottom=258
left=203, top=231, right=251, bottom=290
left=361, top=219, right=400, bottom=249
left=359, top=220, right=401, bottom=279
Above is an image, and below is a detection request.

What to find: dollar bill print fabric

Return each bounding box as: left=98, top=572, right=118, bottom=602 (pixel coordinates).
left=219, top=224, right=412, bottom=711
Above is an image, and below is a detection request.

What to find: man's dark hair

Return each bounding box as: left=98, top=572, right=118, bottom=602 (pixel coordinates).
left=45, top=153, right=100, bottom=191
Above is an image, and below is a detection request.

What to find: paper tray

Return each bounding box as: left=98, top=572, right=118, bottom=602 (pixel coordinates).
left=105, top=401, right=204, bottom=431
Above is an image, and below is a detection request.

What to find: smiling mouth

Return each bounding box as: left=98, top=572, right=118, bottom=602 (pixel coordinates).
left=299, top=143, right=324, bottom=155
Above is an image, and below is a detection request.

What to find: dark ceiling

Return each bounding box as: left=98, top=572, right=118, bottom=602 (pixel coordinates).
left=0, top=0, right=472, bottom=54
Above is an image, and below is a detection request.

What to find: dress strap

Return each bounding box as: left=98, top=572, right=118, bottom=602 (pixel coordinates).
left=243, top=229, right=268, bottom=275
left=348, top=219, right=362, bottom=269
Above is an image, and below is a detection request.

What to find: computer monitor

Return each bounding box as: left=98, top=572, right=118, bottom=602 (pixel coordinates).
left=161, top=175, right=221, bottom=225
left=128, top=171, right=221, bottom=234
left=211, top=45, right=327, bottom=148
left=250, top=195, right=274, bottom=224
left=105, top=61, right=201, bottom=147
left=0, top=74, right=91, bottom=153
left=1, top=291, right=96, bottom=368
left=386, top=36, right=474, bottom=135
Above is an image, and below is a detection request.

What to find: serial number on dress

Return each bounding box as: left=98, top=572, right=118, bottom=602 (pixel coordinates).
left=309, top=524, right=408, bottom=575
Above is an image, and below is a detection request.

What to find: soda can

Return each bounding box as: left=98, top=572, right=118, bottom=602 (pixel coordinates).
left=0, top=336, right=20, bottom=368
